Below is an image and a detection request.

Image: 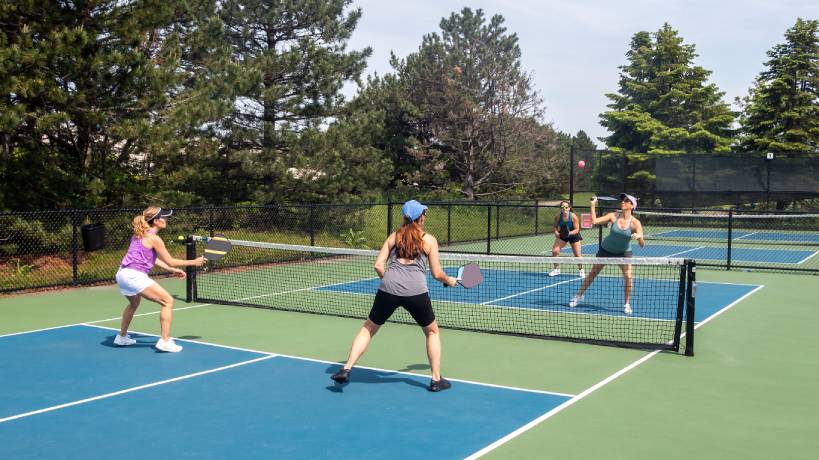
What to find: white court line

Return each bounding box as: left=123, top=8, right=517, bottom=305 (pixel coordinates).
left=465, top=283, right=765, bottom=459
left=481, top=277, right=581, bottom=305
left=664, top=246, right=706, bottom=257
left=0, top=323, right=85, bottom=338
left=733, top=231, right=760, bottom=240
left=0, top=355, right=276, bottom=424
left=795, top=250, right=819, bottom=265
left=82, top=324, right=572, bottom=398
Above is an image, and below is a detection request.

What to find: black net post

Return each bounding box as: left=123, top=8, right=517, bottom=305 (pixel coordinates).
left=672, top=262, right=687, bottom=352
left=486, top=204, right=492, bottom=255
left=725, top=209, right=734, bottom=270
left=685, top=261, right=696, bottom=357
left=185, top=235, right=196, bottom=302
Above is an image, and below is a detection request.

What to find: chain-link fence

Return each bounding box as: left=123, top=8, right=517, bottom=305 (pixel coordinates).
left=571, top=150, right=819, bottom=211
left=2, top=201, right=817, bottom=293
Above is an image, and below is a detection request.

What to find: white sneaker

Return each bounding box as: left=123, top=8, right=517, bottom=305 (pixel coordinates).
left=624, top=303, right=633, bottom=315
left=578, top=269, right=586, bottom=279
left=113, top=334, right=136, bottom=346
left=569, top=294, right=584, bottom=308
left=155, top=338, right=183, bottom=353
left=548, top=268, right=561, bottom=277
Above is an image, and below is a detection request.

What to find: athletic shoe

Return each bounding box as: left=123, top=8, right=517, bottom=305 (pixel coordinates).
left=113, top=334, right=136, bottom=346
left=624, top=303, right=633, bottom=315
left=578, top=269, right=586, bottom=279
left=331, top=368, right=351, bottom=384
left=569, top=294, right=584, bottom=308
left=428, top=377, right=452, bottom=392
left=155, top=338, right=183, bottom=353
left=548, top=269, right=561, bottom=277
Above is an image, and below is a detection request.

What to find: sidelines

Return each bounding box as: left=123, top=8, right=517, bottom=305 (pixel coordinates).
left=464, top=284, right=765, bottom=459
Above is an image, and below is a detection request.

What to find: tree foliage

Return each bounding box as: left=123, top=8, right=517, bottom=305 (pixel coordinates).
left=738, top=18, right=819, bottom=152
left=600, top=24, right=735, bottom=154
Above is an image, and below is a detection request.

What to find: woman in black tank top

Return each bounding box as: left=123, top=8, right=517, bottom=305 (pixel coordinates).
left=331, top=200, right=457, bottom=392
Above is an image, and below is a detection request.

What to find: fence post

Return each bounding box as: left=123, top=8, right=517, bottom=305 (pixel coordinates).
left=71, top=210, right=79, bottom=286
left=386, top=201, right=393, bottom=236
left=534, top=200, right=539, bottom=234
left=726, top=209, right=733, bottom=271
left=185, top=236, right=195, bottom=302
left=309, top=204, right=315, bottom=246
left=569, top=144, right=575, bottom=207
left=447, top=204, right=452, bottom=246
left=208, top=207, right=215, bottom=238
left=486, top=204, right=492, bottom=255
left=495, top=203, right=500, bottom=240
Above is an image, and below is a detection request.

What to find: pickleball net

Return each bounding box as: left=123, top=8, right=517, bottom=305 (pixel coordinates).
left=186, top=236, right=695, bottom=354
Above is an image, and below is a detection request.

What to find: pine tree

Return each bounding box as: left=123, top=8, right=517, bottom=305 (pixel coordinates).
left=216, top=0, right=373, bottom=203
left=601, top=23, right=735, bottom=154
left=0, top=0, right=186, bottom=209
left=738, top=18, right=819, bottom=152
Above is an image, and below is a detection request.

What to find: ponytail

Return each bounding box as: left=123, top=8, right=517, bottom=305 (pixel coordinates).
left=395, top=217, right=425, bottom=259
left=133, top=206, right=160, bottom=238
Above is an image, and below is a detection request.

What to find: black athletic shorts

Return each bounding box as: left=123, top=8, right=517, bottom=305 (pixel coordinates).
left=595, top=247, right=633, bottom=258
left=369, top=290, right=436, bottom=327
left=559, top=233, right=583, bottom=244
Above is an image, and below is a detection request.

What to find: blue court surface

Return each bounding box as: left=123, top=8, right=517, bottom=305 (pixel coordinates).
left=0, top=280, right=760, bottom=459
left=561, top=242, right=816, bottom=264
left=652, top=229, right=819, bottom=244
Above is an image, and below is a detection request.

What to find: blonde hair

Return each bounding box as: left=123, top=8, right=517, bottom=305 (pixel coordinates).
left=133, top=206, right=160, bottom=239
left=395, top=215, right=425, bottom=259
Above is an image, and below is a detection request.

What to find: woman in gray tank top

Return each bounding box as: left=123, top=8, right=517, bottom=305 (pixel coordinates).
left=569, top=194, right=645, bottom=314
left=331, top=200, right=457, bottom=392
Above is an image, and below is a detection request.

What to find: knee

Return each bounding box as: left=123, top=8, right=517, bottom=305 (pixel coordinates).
left=423, top=322, right=439, bottom=337
left=159, top=296, right=174, bottom=309
left=551, top=247, right=560, bottom=256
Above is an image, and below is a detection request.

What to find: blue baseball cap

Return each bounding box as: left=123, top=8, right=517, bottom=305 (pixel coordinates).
left=402, top=200, right=428, bottom=221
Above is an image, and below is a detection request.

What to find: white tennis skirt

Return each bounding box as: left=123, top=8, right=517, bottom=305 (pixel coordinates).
left=116, top=268, right=156, bottom=297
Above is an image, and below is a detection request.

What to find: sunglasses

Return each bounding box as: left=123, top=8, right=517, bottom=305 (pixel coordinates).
left=560, top=205, right=570, bottom=209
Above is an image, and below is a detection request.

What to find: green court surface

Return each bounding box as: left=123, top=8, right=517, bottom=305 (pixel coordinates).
left=1, top=269, right=817, bottom=459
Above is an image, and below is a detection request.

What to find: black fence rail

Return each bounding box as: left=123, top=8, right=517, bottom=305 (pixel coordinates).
left=2, top=202, right=817, bottom=294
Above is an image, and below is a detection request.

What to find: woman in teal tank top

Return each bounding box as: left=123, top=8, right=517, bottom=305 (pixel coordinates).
left=569, top=194, right=645, bottom=314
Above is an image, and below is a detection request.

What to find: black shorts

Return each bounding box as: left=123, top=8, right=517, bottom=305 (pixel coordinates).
left=596, top=247, right=632, bottom=258
left=369, top=290, right=436, bottom=327
left=559, top=234, right=583, bottom=244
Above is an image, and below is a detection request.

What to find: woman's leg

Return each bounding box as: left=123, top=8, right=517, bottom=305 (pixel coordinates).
left=570, top=241, right=583, bottom=271
left=119, top=295, right=141, bottom=336
left=422, top=320, right=442, bottom=381
left=619, top=264, right=634, bottom=305
left=139, top=283, right=175, bottom=341
left=577, top=264, right=604, bottom=297
left=550, top=239, right=567, bottom=273
left=341, top=319, right=381, bottom=370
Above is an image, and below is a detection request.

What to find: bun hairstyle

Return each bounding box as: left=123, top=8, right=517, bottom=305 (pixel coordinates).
left=395, top=214, right=425, bottom=259
left=133, top=206, right=161, bottom=238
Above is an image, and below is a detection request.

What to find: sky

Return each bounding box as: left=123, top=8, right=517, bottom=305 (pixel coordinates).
left=345, top=0, right=817, bottom=146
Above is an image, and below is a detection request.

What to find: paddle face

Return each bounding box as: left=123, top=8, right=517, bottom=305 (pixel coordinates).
left=456, top=263, right=483, bottom=289
left=594, top=195, right=619, bottom=201
left=204, top=234, right=231, bottom=261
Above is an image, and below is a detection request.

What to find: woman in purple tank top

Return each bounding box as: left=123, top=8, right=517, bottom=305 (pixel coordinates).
left=114, top=206, right=204, bottom=352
